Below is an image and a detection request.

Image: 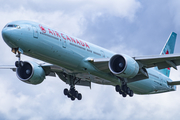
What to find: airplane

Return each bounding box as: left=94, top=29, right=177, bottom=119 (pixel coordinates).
left=1, top=20, right=180, bottom=101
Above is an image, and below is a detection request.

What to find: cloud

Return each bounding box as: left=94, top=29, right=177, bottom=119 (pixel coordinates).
left=0, top=0, right=141, bottom=36
left=1, top=0, right=180, bottom=120
left=80, top=0, right=180, bottom=56
left=0, top=0, right=141, bottom=17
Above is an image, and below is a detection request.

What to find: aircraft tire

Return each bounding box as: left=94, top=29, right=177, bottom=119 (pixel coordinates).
left=115, top=85, right=120, bottom=92
left=74, top=91, right=78, bottom=98
left=71, top=96, right=75, bottom=101
left=15, top=61, right=19, bottom=67
left=126, top=87, right=130, bottom=95
left=129, top=90, right=133, bottom=97
left=67, top=93, right=71, bottom=98
left=122, top=85, right=127, bottom=93
left=119, top=90, right=123, bottom=95
left=70, top=88, right=75, bottom=94
left=64, top=88, right=69, bottom=96
left=122, top=93, right=127, bottom=97
left=77, top=93, right=82, bottom=100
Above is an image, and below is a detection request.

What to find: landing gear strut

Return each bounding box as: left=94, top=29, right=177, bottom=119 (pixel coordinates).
left=63, top=75, right=82, bottom=101
left=115, top=79, right=134, bottom=97
left=14, top=49, right=22, bottom=68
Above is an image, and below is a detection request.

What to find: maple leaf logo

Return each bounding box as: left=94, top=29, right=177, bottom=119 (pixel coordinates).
left=39, top=24, right=46, bottom=33
left=165, top=50, right=170, bottom=70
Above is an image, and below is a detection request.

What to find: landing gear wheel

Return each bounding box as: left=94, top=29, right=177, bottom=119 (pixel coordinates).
left=15, top=61, right=24, bottom=68
left=115, top=85, right=120, bottom=92
left=63, top=75, right=83, bottom=101
left=70, top=88, right=75, bottom=96
left=119, top=90, right=123, bottom=95
left=15, top=61, right=19, bottom=67
left=77, top=93, right=82, bottom=100
left=67, top=93, right=71, bottom=98
left=63, top=88, right=69, bottom=96
left=71, top=96, right=75, bottom=101
left=122, top=93, right=127, bottom=97
left=15, top=50, right=22, bottom=68
left=129, top=90, right=134, bottom=97
left=126, top=87, right=130, bottom=95
left=64, top=88, right=82, bottom=101
left=115, top=82, right=134, bottom=98
left=75, top=91, right=78, bottom=98
left=122, top=85, right=127, bottom=93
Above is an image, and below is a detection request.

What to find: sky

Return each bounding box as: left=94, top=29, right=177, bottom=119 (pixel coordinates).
left=1, top=0, right=180, bottom=120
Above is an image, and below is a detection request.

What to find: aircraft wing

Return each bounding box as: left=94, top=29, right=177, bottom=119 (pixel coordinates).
left=0, top=63, right=92, bottom=87
left=0, top=63, right=77, bottom=77
left=0, top=64, right=57, bottom=76
left=86, top=58, right=110, bottom=72
left=0, top=65, right=16, bottom=71
left=134, top=54, right=180, bottom=70
left=88, top=54, right=180, bottom=72
left=168, top=81, right=180, bottom=85
left=86, top=54, right=180, bottom=83
left=2, top=53, right=180, bottom=85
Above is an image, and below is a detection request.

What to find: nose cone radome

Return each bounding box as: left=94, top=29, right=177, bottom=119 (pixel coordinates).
left=2, top=28, right=11, bottom=39
left=2, top=28, right=19, bottom=48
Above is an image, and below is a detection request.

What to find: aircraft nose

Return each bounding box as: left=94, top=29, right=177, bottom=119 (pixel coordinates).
left=1, top=28, right=18, bottom=48
left=2, top=28, right=12, bottom=42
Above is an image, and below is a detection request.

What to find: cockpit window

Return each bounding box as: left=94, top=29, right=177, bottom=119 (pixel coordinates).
left=4, top=24, right=21, bottom=29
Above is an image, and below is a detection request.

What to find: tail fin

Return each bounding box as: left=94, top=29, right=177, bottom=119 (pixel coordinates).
left=159, top=32, right=177, bottom=77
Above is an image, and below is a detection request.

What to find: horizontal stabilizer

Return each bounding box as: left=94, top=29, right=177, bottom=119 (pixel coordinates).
left=168, top=81, right=180, bottom=85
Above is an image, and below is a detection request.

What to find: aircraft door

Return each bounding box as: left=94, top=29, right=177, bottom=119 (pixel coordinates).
left=61, top=38, right=67, bottom=48
left=32, top=26, right=38, bottom=38
left=100, top=50, right=105, bottom=58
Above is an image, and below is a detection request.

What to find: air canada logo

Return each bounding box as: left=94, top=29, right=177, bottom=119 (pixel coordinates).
left=39, top=24, right=46, bottom=33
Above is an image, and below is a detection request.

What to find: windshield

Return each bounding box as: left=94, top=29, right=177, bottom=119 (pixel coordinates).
left=4, top=24, right=20, bottom=29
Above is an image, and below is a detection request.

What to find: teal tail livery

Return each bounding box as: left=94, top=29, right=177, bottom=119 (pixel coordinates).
left=159, top=32, right=177, bottom=77
left=2, top=20, right=180, bottom=101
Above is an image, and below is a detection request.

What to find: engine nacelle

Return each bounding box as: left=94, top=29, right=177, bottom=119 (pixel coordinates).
left=108, top=54, right=139, bottom=78
left=16, top=61, right=45, bottom=85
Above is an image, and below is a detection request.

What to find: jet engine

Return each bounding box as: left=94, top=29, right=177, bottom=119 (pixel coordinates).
left=16, top=61, right=45, bottom=85
left=108, top=54, right=139, bottom=78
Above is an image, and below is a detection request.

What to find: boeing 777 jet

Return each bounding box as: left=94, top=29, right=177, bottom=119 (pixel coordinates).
left=1, top=20, right=180, bottom=101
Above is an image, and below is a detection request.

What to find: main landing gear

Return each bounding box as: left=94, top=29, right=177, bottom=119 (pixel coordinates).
left=115, top=81, right=134, bottom=98
left=63, top=75, right=82, bottom=101
left=64, top=87, right=82, bottom=101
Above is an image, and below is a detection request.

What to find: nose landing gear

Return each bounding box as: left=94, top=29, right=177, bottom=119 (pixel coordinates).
left=14, top=49, right=23, bottom=68
left=12, top=48, right=23, bottom=68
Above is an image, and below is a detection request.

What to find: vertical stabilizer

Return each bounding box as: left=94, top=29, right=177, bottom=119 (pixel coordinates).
left=159, top=32, right=177, bottom=77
